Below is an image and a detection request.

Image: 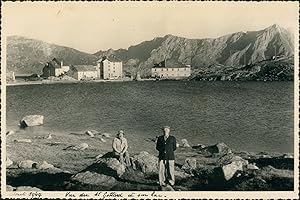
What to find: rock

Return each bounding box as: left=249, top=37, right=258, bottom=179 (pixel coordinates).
left=6, top=130, right=15, bottom=136
left=206, top=142, right=231, bottom=155
left=174, top=170, right=191, bottom=179
left=102, top=133, right=111, bottom=138
left=65, top=143, right=89, bottom=151
left=14, top=139, right=32, bottom=143
left=85, top=130, right=95, bottom=137
left=234, top=177, right=269, bottom=191
left=176, top=142, right=180, bottom=148
left=15, top=186, right=43, bottom=191
left=6, top=185, right=15, bottom=191
left=132, top=151, right=158, bottom=174
left=45, top=133, right=52, bottom=139
left=100, top=138, right=106, bottom=142
left=182, top=158, right=197, bottom=172
left=192, top=144, right=206, bottom=149
left=20, top=115, right=44, bottom=127
left=35, top=161, right=55, bottom=170
left=161, top=184, right=175, bottom=191
left=95, top=154, right=103, bottom=159
left=181, top=139, right=190, bottom=148
left=281, top=153, right=293, bottom=159
left=17, top=160, right=37, bottom=169
left=106, top=158, right=126, bottom=177
left=220, top=156, right=248, bottom=181
left=7, top=157, right=13, bottom=168
left=244, top=163, right=259, bottom=170
left=96, top=158, right=126, bottom=177
left=71, top=171, right=116, bottom=189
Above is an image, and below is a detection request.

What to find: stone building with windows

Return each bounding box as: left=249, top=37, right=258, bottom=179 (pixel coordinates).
left=97, top=55, right=123, bottom=80
left=151, top=59, right=191, bottom=79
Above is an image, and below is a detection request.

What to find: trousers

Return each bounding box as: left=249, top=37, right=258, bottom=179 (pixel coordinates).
left=159, top=160, right=175, bottom=186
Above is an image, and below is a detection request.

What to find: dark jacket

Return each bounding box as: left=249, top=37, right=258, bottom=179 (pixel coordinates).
left=156, top=135, right=177, bottom=160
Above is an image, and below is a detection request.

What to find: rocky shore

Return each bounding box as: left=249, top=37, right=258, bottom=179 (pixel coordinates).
left=6, top=121, right=294, bottom=191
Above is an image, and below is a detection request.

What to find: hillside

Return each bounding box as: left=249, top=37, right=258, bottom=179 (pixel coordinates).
left=6, top=36, right=98, bottom=74
left=94, top=24, right=294, bottom=77
left=6, top=24, right=294, bottom=79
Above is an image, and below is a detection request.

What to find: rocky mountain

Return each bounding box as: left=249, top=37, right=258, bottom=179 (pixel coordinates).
left=94, top=24, right=294, bottom=78
left=6, top=36, right=98, bottom=74
left=6, top=24, right=294, bottom=80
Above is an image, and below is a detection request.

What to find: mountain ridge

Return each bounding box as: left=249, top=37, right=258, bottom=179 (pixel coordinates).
left=6, top=24, right=294, bottom=78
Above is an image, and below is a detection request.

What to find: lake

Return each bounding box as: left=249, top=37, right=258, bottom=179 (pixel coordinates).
left=6, top=81, right=294, bottom=153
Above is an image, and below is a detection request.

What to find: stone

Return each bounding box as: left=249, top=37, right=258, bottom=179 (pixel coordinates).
left=206, top=142, right=231, bottom=155
left=192, top=144, right=206, bottom=149
left=281, top=153, right=293, bottom=159
left=7, top=157, right=13, bottom=168
left=20, top=115, right=44, bottom=127
left=176, top=142, right=180, bottom=148
left=71, top=171, right=116, bottom=189
left=102, top=133, right=111, bottom=138
left=95, top=154, right=103, bottom=159
left=132, top=151, right=159, bottom=174
left=96, top=158, right=126, bottom=177
left=17, top=160, right=37, bottom=169
left=15, top=186, right=43, bottom=191
left=174, top=170, right=191, bottom=179
left=244, top=163, right=259, bottom=170
left=181, top=139, right=190, bottom=148
left=6, top=130, right=15, bottom=136
left=14, top=139, right=32, bottom=143
left=45, top=133, right=52, bottom=139
left=220, top=156, right=248, bottom=181
left=35, top=161, right=55, bottom=170
left=85, top=130, right=95, bottom=137
left=161, top=184, right=175, bottom=191
left=182, top=158, right=197, bottom=172
left=100, top=138, right=106, bottom=142
left=6, top=185, right=15, bottom=191
left=65, top=143, right=89, bottom=151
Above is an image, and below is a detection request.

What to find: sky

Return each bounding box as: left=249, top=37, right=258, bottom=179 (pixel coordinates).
left=2, top=1, right=298, bottom=54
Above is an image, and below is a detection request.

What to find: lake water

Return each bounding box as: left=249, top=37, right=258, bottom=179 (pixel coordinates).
left=6, top=81, right=294, bottom=153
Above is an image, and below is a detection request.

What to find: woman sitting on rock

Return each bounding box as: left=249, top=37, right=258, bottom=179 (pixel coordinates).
left=112, top=130, right=131, bottom=166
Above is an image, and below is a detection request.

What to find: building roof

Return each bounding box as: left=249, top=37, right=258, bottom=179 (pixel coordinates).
left=72, top=65, right=97, bottom=72
left=45, top=58, right=62, bottom=69
left=152, top=59, right=190, bottom=68
left=97, top=55, right=122, bottom=63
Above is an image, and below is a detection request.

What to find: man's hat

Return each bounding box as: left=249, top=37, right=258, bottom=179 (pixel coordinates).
left=118, top=130, right=124, bottom=135
left=161, top=126, right=170, bottom=130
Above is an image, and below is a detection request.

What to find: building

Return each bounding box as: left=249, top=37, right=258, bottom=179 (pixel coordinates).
left=42, top=58, right=70, bottom=77
left=151, top=59, right=191, bottom=79
left=68, top=65, right=98, bottom=80
left=97, top=55, right=123, bottom=80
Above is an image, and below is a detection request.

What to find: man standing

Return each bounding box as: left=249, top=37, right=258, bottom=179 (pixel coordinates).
left=156, top=126, right=177, bottom=187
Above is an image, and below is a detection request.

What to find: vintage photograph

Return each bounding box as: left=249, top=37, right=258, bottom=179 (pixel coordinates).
left=1, top=1, right=299, bottom=199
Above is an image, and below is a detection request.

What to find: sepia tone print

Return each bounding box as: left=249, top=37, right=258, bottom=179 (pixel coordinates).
left=1, top=1, right=299, bottom=199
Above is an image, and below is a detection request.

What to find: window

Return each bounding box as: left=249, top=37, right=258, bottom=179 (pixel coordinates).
left=166, top=68, right=168, bottom=71
left=113, top=71, right=115, bottom=73
left=162, top=69, right=163, bottom=71
left=184, top=68, right=186, bottom=71
left=155, top=69, right=156, bottom=71
left=108, top=69, right=110, bottom=71
left=178, top=69, right=179, bottom=71
left=172, top=68, right=174, bottom=71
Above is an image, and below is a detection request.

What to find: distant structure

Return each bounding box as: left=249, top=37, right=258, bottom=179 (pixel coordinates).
left=42, top=58, right=70, bottom=77
left=68, top=65, right=98, bottom=80
left=97, top=55, right=123, bottom=80
left=6, top=71, right=15, bottom=82
left=151, top=59, right=191, bottom=79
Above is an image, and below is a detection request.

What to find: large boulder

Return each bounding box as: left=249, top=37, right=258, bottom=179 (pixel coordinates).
left=20, top=115, right=44, bottom=127
left=71, top=171, right=116, bottom=190
left=96, top=158, right=126, bottom=177
left=132, top=151, right=158, bottom=174
left=17, top=160, right=37, bottom=169
left=217, top=156, right=248, bottom=181
left=206, top=142, right=231, bottom=155
left=182, top=158, right=197, bottom=172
